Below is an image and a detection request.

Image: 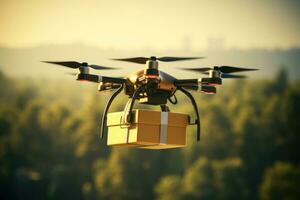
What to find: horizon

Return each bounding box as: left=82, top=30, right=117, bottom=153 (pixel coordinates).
left=0, top=43, right=299, bottom=81
left=1, top=0, right=300, bottom=51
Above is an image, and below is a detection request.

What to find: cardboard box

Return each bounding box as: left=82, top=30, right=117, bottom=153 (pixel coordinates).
left=106, top=109, right=189, bottom=149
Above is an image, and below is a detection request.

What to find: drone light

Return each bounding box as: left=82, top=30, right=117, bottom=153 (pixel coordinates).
left=145, top=68, right=159, bottom=79
left=198, top=80, right=216, bottom=94
left=76, top=74, right=85, bottom=81
left=146, top=74, right=159, bottom=78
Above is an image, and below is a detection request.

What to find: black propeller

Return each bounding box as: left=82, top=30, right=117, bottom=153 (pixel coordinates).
left=42, top=61, right=116, bottom=70
left=214, top=66, right=258, bottom=73
left=182, top=66, right=258, bottom=73
left=111, top=56, right=205, bottom=64
left=65, top=72, right=78, bottom=76
left=221, top=74, right=246, bottom=79
left=196, top=71, right=247, bottom=79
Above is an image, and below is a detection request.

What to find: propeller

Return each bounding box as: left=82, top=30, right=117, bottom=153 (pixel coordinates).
left=42, top=61, right=117, bottom=70
left=111, top=56, right=205, bottom=64
left=65, top=72, right=78, bottom=76
left=221, top=74, right=246, bottom=79
left=182, top=66, right=258, bottom=73
left=200, top=72, right=246, bottom=78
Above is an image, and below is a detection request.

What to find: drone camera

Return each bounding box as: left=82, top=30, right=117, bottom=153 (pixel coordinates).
left=138, top=80, right=170, bottom=105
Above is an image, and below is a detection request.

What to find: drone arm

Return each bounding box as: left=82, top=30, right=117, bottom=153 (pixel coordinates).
left=174, top=79, right=199, bottom=87
left=101, top=76, right=126, bottom=84
left=177, top=87, right=201, bottom=141
left=100, top=84, right=124, bottom=139
left=174, top=79, right=216, bottom=94
left=77, top=74, right=126, bottom=84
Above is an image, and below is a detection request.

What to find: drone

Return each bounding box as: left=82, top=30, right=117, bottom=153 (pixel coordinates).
left=43, top=56, right=258, bottom=142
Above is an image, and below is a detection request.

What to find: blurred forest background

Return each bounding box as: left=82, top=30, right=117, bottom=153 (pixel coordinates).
left=1, top=0, right=300, bottom=199
left=0, top=47, right=300, bottom=199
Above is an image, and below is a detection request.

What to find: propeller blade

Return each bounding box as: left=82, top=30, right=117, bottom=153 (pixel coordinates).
left=42, top=61, right=116, bottom=70
left=112, top=56, right=205, bottom=64
left=219, top=66, right=258, bottom=73
left=42, top=61, right=81, bottom=69
left=180, top=67, right=212, bottom=72
left=221, top=74, right=247, bottom=79
left=181, top=66, right=258, bottom=73
left=111, top=57, right=149, bottom=64
left=158, top=56, right=205, bottom=62
left=65, top=72, right=78, bottom=76
left=88, top=64, right=117, bottom=70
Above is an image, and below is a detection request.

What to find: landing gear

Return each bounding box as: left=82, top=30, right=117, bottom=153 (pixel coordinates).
left=100, top=85, right=201, bottom=142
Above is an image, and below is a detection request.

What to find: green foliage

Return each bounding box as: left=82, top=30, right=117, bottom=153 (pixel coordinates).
left=259, top=162, right=300, bottom=200
left=0, top=68, right=299, bottom=200
left=155, top=157, right=245, bottom=200
left=212, top=158, right=246, bottom=199
left=155, top=175, right=182, bottom=200
left=182, top=157, right=215, bottom=199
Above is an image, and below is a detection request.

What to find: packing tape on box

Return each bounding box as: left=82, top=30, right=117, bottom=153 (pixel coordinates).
left=160, top=112, right=168, bottom=144
left=126, top=124, right=130, bottom=143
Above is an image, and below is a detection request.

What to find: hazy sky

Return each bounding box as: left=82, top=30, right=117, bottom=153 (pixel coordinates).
left=1, top=0, right=299, bottom=50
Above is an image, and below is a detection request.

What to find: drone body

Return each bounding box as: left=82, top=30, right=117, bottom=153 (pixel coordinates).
left=43, top=56, right=258, bottom=144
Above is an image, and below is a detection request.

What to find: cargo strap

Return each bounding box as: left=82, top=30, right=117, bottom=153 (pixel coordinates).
left=126, top=127, right=130, bottom=143
left=160, top=112, right=168, bottom=144
left=121, top=85, right=146, bottom=126
left=121, top=98, right=134, bottom=127
left=160, top=105, right=170, bottom=112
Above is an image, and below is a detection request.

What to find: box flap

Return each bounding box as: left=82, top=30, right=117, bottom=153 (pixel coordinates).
left=107, top=109, right=189, bottom=127
left=168, top=112, right=189, bottom=127
left=135, top=110, right=161, bottom=125
left=107, top=111, right=124, bottom=126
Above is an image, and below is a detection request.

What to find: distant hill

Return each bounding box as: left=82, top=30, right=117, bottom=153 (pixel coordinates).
left=0, top=44, right=299, bottom=80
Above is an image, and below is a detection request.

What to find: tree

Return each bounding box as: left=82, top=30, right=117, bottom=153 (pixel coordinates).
left=280, top=86, right=300, bottom=163
left=155, top=175, right=182, bottom=200
left=182, top=157, right=216, bottom=200
left=213, top=158, right=246, bottom=200
left=259, top=162, right=300, bottom=200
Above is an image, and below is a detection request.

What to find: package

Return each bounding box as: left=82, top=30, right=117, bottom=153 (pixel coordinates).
left=106, top=109, right=189, bottom=149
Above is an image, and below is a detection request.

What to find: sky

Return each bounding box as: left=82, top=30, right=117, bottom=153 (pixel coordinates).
left=0, top=0, right=300, bottom=51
